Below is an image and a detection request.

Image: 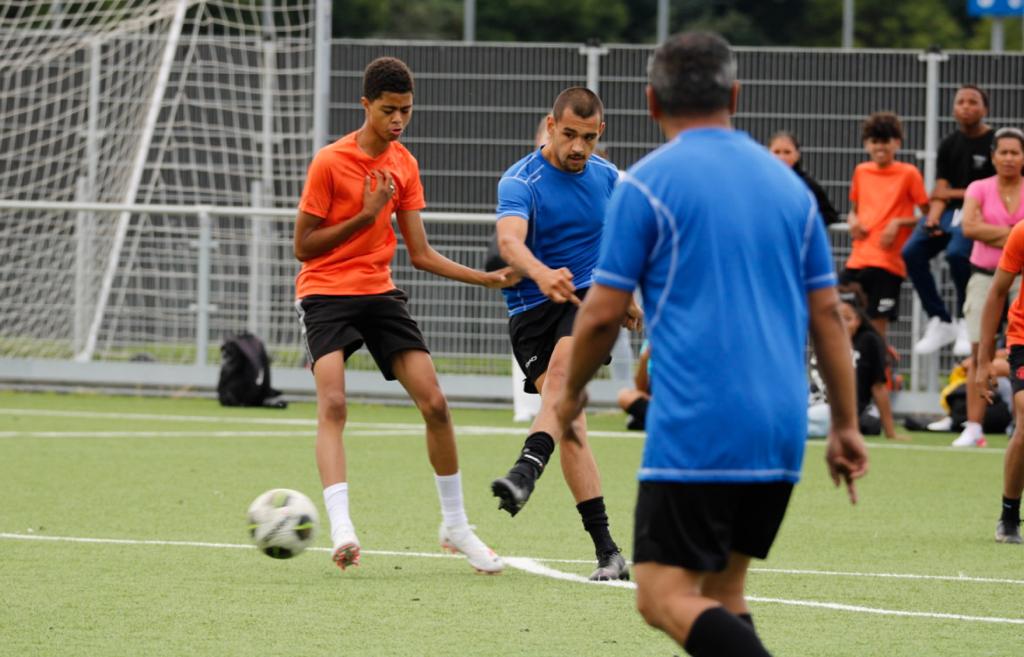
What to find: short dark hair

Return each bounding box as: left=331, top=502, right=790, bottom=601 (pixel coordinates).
left=862, top=112, right=903, bottom=142
left=363, top=57, right=414, bottom=101
left=993, top=127, right=1024, bottom=152
left=958, top=84, right=989, bottom=110
left=551, top=87, right=604, bottom=122
left=647, top=31, right=736, bottom=117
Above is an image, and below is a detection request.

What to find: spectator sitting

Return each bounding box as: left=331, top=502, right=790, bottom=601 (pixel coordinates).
left=768, top=130, right=839, bottom=226
left=840, top=111, right=931, bottom=340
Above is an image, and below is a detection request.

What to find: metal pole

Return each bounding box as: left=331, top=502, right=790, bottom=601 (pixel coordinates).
left=992, top=18, right=1005, bottom=52
left=580, top=43, right=608, bottom=95
left=74, top=177, right=91, bottom=354
left=842, top=0, right=854, bottom=49
left=657, top=0, right=669, bottom=44
left=193, top=211, right=214, bottom=367
left=248, top=182, right=270, bottom=339
left=464, top=0, right=476, bottom=42
left=87, top=41, right=100, bottom=195
left=313, top=0, right=331, bottom=151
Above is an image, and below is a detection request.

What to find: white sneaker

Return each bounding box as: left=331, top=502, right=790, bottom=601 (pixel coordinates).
left=926, top=416, right=954, bottom=432
left=331, top=530, right=361, bottom=571
left=951, top=427, right=987, bottom=448
left=914, top=317, right=958, bottom=355
left=439, top=523, right=504, bottom=574
left=952, top=319, right=972, bottom=357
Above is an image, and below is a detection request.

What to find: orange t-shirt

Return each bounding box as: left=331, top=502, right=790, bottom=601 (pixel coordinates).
left=295, top=132, right=426, bottom=298
left=845, top=161, right=929, bottom=278
left=998, top=222, right=1024, bottom=347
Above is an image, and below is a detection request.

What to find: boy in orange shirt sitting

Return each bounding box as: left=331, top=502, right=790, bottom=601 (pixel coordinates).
left=841, top=112, right=931, bottom=338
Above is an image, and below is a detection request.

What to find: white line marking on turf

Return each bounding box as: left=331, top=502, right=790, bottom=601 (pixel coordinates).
left=0, top=430, right=422, bottom=439
left=3, top=532, right=1023, bottom=625
left=0, top=408, right=1008, bottom=452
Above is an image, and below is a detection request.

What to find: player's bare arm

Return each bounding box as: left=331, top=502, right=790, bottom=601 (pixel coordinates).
left=846, top=202, right=867, bottom=240
left=879, top=210, right=927, bottom=248
left=293, top=170, right=395, bottom=261
left=554, top=283, right=633, bottom=443
left=962, top=196, right=1011, bottom=248
left=496, top=214, right=578, bottom=304
left=808, top=286, right=869, bottom=504
left=975, top=268, right=1015, bottom=404
left=397, top=209, right=518, bottom=288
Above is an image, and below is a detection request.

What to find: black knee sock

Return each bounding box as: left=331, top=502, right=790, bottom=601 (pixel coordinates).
left=509, top=431, right=555, bottom=480
left=738, top=613, right=755, bottom=630
left=683, top=607, right=772, bottom=657
left=576, top=496, right=618, bottom=557
left=1002, top=496, right=1021, bottom=525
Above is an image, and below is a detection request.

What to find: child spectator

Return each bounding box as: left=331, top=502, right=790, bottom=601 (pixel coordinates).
left=840, top=112, right=931, bottom=339
left=769, top=130, right=839, bottom=226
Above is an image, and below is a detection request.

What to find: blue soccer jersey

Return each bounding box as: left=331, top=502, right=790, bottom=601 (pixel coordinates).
left=593, top=128, right=837, bottom=484
left=495, top=148, right=619, bottom=315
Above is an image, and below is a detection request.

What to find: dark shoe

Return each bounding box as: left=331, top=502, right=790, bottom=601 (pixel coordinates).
left=491, top=472, right=535, bottom=517
left=995, top=518, right=1023, bottom=544
left=590, top=550, right=630, bottom=581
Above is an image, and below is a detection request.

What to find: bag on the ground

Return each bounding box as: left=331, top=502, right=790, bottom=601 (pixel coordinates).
left=217, top=332, right=286, bottom=408
left=947, top=382, right=1010, bottom=435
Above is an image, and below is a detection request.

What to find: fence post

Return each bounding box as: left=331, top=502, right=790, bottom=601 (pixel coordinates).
left=579, top=41, right=608, bottom=95
left=248, top=182, right=271, bottom=340
left=313, top=0, right=331, bottom=151
left=193, top=211, right=216, bottom=367
left=73, top=177, right=92, bottom=355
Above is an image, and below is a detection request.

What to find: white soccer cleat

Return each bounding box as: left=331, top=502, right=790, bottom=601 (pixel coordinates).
left=914, top=317, right=958, bottom=355
left=439, top=523, right=504, bottom=574
left=331, top=531, right=361, bottom=571
left=951, top=428, right=987, bottom=448
left=952, top=319, right=972, bottom=357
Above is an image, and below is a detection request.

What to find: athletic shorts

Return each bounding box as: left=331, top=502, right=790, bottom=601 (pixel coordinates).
left=509, top=288, right=606, bottom=394
left=963, top=270, right=1020, bottom=343
left=839, top=267, right=903, bottom=320
left=633, top=481, right=794, bottom=572
left=1009, top=346, right=1024, bottom=396
left=295, top=290, right=429, bottom=380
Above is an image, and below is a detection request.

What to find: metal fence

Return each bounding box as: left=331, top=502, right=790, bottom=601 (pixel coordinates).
left=3, top=37, right=1024, bottom=408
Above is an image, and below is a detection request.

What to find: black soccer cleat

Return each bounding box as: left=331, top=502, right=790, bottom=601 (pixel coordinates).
left=995, top=518, right=1023, bottom=544
left=589, top=550, right=630, bottom=581
left=491, top=472, right=535, bottom=517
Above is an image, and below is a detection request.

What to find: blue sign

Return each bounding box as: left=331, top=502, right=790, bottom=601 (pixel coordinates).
left=968, top=0, right=1024, bottom=16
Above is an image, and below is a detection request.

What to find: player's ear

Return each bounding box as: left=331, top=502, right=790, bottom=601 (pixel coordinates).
left=728, top=81, right=740, bottom=116
left=360, top=96, right=370, bottom=113
left=645, top=85, right=660, bottom=120
left=598, top=121, right=606, bottom=138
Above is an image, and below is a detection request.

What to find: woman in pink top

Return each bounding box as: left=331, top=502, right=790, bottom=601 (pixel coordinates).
left=954, top=127, right=1024, bottom=447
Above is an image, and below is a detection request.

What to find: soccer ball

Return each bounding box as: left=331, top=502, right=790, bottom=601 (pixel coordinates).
left=246, top=488, right=319, bottom=559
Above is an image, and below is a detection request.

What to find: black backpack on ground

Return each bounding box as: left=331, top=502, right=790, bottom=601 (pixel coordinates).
left=217, top=332, right=286, bottom=408
left=947, top=382, right=1011, bottom=435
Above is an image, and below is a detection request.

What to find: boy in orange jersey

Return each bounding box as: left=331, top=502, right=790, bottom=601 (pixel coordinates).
left=293, top=57, right=514, bottom=573
left=841, top=112, right=931, bottom=338
left=976, top=218, right=1024, bottom=544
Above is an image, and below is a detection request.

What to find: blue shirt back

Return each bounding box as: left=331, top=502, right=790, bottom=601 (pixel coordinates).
left=594, top=128, right=837, bottom=484
left=496, top=148, right=619, bottom=315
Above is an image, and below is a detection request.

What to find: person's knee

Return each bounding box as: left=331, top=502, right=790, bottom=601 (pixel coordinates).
left=417, top=389, right=451, bottom=427
left=319, top=389, right=348, bottom=423
left=902, top=237, right=928, bottom=265
left=617, top=387, right=637, bottom=410
left=636, top=587, right=669, bottom=630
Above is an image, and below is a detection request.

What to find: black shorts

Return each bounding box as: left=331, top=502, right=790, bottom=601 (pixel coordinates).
left=295, top=290, right=429, bottom=380
left=633, top=481, right=794, bottom=572
left=1010, top=346, right=1024, bottom=396
left=839, top=267, right=903, bottom=320
left=509, top=288, right=603, bottom=394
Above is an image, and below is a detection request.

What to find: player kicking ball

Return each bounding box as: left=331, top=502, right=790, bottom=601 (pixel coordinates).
left=489, top=87, right=640, bottom=581
left=293, top=57, right=515, bottom=573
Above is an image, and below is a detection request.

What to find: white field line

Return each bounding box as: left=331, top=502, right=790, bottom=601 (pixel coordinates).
left=0, top=408, right=1007, bottom=453
left=0, top=430, right=422, bottom=439
left=2, top=532, right=1023, bottom=625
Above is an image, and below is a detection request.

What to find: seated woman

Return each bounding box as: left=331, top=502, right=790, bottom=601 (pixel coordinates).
left=768, top=130, right=840, bottom=226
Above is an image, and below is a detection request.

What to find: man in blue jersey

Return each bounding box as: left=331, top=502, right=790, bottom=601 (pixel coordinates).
left=555, top=33, right=868, bottom=656
left=489, top=87, right=640, bottom=581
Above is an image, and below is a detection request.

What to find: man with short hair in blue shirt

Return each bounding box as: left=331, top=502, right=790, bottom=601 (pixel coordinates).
left=555, top=33, right=868, bottom=657
left=489, top=87, right=640, bottom=582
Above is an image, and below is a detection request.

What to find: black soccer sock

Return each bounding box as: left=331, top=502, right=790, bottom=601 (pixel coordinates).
left=576, top=496, right=618, bottom=557
left=738, top=613, right=755, bottom=630
left=625, top=397, right=648, bottom=431
left=1002, top=496, right=1021, bottom=526
left=683, top=607, right=772, bottom=657
left=509, top=431, right=555, bottom=480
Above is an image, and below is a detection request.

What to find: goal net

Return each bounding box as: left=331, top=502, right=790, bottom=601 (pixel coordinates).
left=0, top=0, right=315, bottom=364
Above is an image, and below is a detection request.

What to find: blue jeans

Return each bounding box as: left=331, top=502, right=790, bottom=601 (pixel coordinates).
left=901, top=209, right=972, bottom=323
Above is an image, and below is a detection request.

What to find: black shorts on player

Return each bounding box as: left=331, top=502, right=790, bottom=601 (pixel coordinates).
left=839, top=267, right=903, bottom=321
left=296, top=289, right=429, bottom=379
left=633, top=481, right=794, bottom=571
left=509, top=287, right=608, bottom=393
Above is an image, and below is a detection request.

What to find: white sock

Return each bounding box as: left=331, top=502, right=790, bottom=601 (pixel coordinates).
left=435, top=471, right=469, bottom=529
left=323, top=482, right=355, bottom=544
left=964, top=421, right=983, bottom=439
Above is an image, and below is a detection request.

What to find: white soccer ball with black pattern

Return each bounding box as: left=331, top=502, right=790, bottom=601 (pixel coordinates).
left=247, top=488, right=319, bottom=559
